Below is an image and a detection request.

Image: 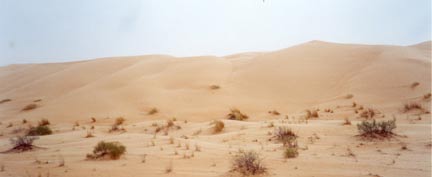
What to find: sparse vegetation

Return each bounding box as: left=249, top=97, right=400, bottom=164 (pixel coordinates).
left=357, top=119, right=396, bottom=138
left=268, top=110, right=280, bottom=115
left=0, top=99, right=11, bottom=104
left=38, top=119, right=50, bottom=126
left=345, top=94, right=354, bottom=99
left=403, top=102, right=427, bottom=113
left=109, top=117, right=126, bottom=132
left=91, top=117, right=96, bottom=123
left=342, top=118, right=352, bottom=125
left=423, top=93, right=431, bottom=100
left=84, top=131, right=94, bottom=138
left=22, top=103, right=38, bottom=111
left=9, top=136, right=39, bottom=152
left=359, top=108, right=377, bottom=119
left=27, top=125, right=52, bottom=136
left=86, top=141, right=126, bottom=160
left=230, top=150, right=267, bottom=176
left=148, top=108, right=158, bottom=115
left=305, top=109, right=319, bottom=119
left=284, top=147, right=299, bottom=158
left=227, top=108, right=248, bottom=121
left=213, top=120, right=225, bottom=133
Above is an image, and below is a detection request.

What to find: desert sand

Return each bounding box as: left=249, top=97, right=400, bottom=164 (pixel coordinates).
left=0, top=41, right=430, bottom=177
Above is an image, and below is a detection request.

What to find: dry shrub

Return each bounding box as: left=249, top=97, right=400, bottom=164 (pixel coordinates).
left=357, top=119, right=396, bottom=138
left=84, top=131, right=94, bottom=138
left=209, top=85, right=220, bottom=90
left=423, top=93, right=431, bottom=100
left=86, top=141, right=126, bottom=160
left=342, top=118, right=351, bottom=125
left=213, top=120, right=225, bottom=133
left=230, top=151, right=267, bottom=176
left=345, top=94, right=354, bottom=99
left=403, top=102, right=427, bottom=113
left=22, top=119, right=27, bottom=124
left=274, top=127, right=298, bottom=147
left=411, top=82, right=420, bottom=89
left=38, top=119, right=50, bottom=126
left=284, top=147, right=298, bottom=158
left=0, top=99, right=11, bottom=104
left=33, top=99, right=42, bottom=102
left=91, top=117, right=96, bottom=123
left=27, top=125, right=52, bottom=136
left=110, top=117, right=126, bottom=132
left=359, top=108, right=377, bottom=119
left=9, top=136, right=39, bottom=152
left=268, top=110, right=280, bottom=115
left=165, top=160, right=173, bottom=173
left=22, top=104, right=38, bottom=111
left=305, top=109, right=319, bottom=119
left=227, top=108, right=248, bottom=121
left=148, top=108, right=158, bottom=115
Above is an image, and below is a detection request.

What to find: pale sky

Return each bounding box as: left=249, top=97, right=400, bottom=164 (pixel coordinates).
left=0, top=0, right=430, bottom=66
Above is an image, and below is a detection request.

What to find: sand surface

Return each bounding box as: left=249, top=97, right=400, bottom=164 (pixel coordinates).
left=0, top=41, right=430, bottom=177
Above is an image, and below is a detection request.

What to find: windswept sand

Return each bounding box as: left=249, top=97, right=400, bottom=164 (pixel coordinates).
left=0, top=41, right=430, bottom=177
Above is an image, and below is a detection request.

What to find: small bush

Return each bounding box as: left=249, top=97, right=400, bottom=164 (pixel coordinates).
left=284, top=147, right=298, bottom=158
left=86, top=141, right=126, bottom=160
left=110, top=117, right=126, bottom=132
left=9, top=136, right=39, bottom=152
left=345, top=94, right=354, bottom=99
left=357, top=119, right=396, bottom=138
left=148, top=108, right=158, bottom=115
left=359, top=108, right=377, bottom=119
left=230, top=151, right=267, bottom=176
left=227, top=109, right=248, bottom=121
left=424, top=93, right=431, bottom=100
left=22, top=104, right=38, bottom=111
left=274, top=127, right=297, bottom=147
left=27, top=125, right=52, bottom=136
left=38, top=119, right=50, bottom=126
left=0, top=99, right=11, bottom=104
left=213, top=120, right=225, bottom=133
left=305, top=109, right=318, bottom=119
left=91, top=117, right=96, bottom=123
left=403, top=102, right=426, bottom=113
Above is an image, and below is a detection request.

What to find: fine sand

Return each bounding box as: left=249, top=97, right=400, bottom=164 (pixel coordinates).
left=0, top=41, right=430, bottom=177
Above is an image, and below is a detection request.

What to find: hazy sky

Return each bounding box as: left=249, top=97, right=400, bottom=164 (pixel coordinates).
left=0, top=0, right=430, bottom=66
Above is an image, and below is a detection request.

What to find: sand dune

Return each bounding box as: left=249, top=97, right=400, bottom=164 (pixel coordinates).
left=0, top=41, right=430, bottom=177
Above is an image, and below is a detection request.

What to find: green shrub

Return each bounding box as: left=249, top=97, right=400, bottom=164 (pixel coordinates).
left=357, top=119, right=396, bottom=138
left=87, top=141, right=126, bottom=160
left=230, top=151, right=267, bottom=176
left=227, top=109, right=248, bottom=121
left=27, top=125, right=52, bottom=136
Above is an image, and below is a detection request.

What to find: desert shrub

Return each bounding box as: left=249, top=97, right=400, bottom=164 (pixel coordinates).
left=38, top=119, right=50, bottom=126
left=345, top=94, right=354, bottom=99
left=209, top=85, right=220, bottom=90
left=166, top=120, right=174, bottom=128
left=359, top=108, right=377, bottom=119
left=22, top=104, right=38, bottom=111
left=86, top=141, right=126, bottom=160
left=110, top=117, right=126, bottom=132
left=84, top=131, right=94, bottom=138
left=424, top=93, right=431, bottom=100
left=9, top=136, right=39, bottom=151
left=305, top=109, right=318, bottom=119
left=91, top=117, right=96, bottom=123
left=0, top=99, right=11, bottom=104
left=227, top=109, right=248, bottom=121
left=403, top=102, right=426, bottom=113
left=33, top=99, right=42, bottom=102
left=274, top=127, right=297, bottom=147
left=27, top=125, right=52, bottom=136
left=342, top=118, right=351, bottom=125
left=148, top=108, right=158, bottom=115
left=411, top=82, right=420, bottom=88
left=213, top=120, right=225, bottom=133
left=268, top=110, right=280, bottom=115
left=357, top=119, right=396, bottom=138
left=230, top=151, right=267, bottom=176
left=284, top=147, right=298, bottom=158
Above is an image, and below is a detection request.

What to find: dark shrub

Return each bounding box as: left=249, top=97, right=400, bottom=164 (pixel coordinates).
left=86, top=141, right=126, bottom=160
left=230, top=151, right=267, bottom=176
left=357, top=119, right=396, bottom=138
left=9, top=136, right=39, bottom=151
left=22, top=104, right=38, bottom=111
left=27, top=125, right=52, bottom=136
left=274, top=127, right=297, bottom=147
left=227, top=109, right=248, bottom=121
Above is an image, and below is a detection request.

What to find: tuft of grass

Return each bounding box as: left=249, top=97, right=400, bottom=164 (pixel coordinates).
left=357, top=119, right=396, bottom=138
left=27, top=125, right=52, bottom=136
left=230, top=150, right=267, bottom=176
left=227, top=108, right=248, bottom=121
left=86, top=141, right=126, bottom=160
left=148, top=108, right=158, bottom=115
left=9, top=136, right=39, bottom=152
left=109, top=117, right=126, bottom=132
left=22, top=104, right=38, bottom=111
left=213, top=120, right=225, bottom=133
left=0, top=99, right=11, bottom=104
